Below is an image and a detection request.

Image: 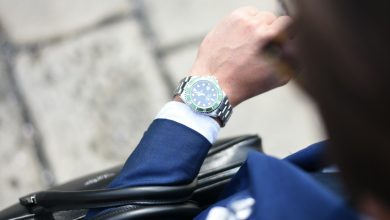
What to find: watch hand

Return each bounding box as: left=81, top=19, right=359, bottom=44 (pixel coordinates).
left=205, top=95, right=215, bottom=102
left=194, top=91, right=204, bottom=96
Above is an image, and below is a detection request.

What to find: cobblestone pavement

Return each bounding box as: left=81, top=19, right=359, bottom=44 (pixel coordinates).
left=0, top=0, right=325, bottom=209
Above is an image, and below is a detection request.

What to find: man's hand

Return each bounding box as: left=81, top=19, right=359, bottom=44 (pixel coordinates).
left=190, top=7, right=292, bottom=107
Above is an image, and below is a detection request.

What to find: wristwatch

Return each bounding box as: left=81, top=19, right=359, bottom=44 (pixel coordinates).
left=173, top=76, right=233, bottom=127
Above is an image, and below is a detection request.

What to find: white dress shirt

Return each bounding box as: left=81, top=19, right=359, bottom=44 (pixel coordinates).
left=155, top=101, right=220, bottom=144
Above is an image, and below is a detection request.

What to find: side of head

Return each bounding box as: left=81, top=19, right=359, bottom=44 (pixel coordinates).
left=294, top=0, right=390, bottom=217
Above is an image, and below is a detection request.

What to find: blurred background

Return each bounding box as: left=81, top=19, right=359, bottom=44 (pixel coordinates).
left=0, top=0, right=325, bottom=210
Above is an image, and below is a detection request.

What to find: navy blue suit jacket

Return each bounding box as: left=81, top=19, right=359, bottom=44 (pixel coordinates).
left=87, top=119, right=359, bottom=219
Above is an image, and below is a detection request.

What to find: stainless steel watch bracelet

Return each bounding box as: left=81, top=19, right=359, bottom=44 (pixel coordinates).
left=213, top=96, right=233, bottom=127
left=173, top=76, right=192, bottom=97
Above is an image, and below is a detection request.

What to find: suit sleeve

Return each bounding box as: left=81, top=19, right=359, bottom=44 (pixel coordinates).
left=284, top=141, right=332, bottom=172
left=86, top=102, right=218, bottom=218
left=108, top=118, right=212, bottom=188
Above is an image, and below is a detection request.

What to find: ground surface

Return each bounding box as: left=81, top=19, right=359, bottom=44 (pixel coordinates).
left=0, top=0, right=325, bottom=209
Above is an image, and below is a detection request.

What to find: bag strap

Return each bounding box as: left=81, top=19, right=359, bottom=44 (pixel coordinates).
left=19, top=179, right=197, bottom=214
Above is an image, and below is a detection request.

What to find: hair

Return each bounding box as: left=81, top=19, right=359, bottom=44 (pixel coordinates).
left=297, top=0, right=390, bottom=206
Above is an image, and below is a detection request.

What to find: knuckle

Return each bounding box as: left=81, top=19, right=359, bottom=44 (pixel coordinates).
left=241, top=6, right=259, bottom=12
left=230, top=12, right=255, bottom=28
left=259, top=11, right=277, bottom=20
left=231, top=10, right=245, bottom=20
left=266, top=28, right=278, bottom=37
left=240, top=19, right=258, bottom=32
left=256, top=11, right=277, bottom=24
left=279, top=15, right=293, bottom=22
left=231, top=6, right=258, bottom=17
left=255, top=28, right=277, bottom=41
left=238, top=6, right=258, bottom=14
left=261, top=28, right=277, bottom=38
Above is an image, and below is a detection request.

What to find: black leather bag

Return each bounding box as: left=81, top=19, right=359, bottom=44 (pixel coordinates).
left=0, top=135, right=262, bottom=220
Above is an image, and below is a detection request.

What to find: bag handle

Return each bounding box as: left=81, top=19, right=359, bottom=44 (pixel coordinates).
left=19, top=179, right=197, bottom=214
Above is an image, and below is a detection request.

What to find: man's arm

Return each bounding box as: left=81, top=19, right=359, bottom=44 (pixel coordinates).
left=108, top=102, right=220, bottom=188
left=87, top=7, right=291, bottom=218
left=106, top=6, right=292, bottom=188
left=86, top=104, right=218, bottom=218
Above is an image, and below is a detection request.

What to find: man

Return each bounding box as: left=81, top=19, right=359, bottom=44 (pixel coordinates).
left=88, top=0, right=390, bottom=219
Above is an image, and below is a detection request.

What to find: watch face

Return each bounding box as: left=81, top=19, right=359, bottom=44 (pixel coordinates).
left=183, top=77, right=224, bottom=113
left=190, top=80, right=219, bottom=108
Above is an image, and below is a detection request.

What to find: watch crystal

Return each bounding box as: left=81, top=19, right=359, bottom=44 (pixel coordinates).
left=190, top=80, right=219, bottom=108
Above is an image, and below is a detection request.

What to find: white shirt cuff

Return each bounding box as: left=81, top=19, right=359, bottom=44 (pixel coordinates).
left=155, top=101, right=220, bottom=144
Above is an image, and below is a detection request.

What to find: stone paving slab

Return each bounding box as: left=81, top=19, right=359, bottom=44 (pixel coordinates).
left=144, top=0, right=278, bottom=48
left=164, top=45, right=326, bottom=158
left=164, top=44, right=199, bottom=84
left=0, top=53, right=43, bottom=210
left=14, top=20, right=170, bottom=183
left=0, top=0, right=132, bottom=44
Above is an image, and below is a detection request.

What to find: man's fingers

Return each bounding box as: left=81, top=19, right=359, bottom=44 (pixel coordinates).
left=270, top=16, right=293, bottom=33
left=255, top=11, right=277, bottom=24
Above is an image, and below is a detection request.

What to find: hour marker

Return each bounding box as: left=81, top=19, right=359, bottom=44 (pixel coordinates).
left=213, top=94, right=216, bottom=96
left=203, top=104, right=206, bottom=107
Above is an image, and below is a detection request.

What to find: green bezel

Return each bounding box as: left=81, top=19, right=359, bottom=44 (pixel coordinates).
left=182, top=76, right=224, bottom=113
